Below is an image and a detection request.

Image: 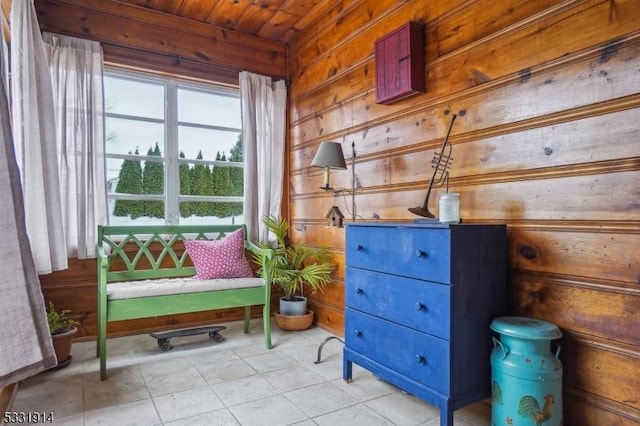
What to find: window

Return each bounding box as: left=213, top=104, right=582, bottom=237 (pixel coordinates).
left=104, top=69, right=244, bottom=225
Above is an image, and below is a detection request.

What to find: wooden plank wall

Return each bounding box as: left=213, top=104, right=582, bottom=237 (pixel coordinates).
left=288, top=0, right=640, bottom=424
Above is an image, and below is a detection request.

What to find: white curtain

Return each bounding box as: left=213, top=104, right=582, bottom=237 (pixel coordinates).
left=1, top=16, right=7, bottom=89
left=0, top=24, right=57, bottom=387
left=10, top=0, right=67, bottom=274
left=43, top=32, right=106, bottom=259
left=239, top=71, right=286, bottom=243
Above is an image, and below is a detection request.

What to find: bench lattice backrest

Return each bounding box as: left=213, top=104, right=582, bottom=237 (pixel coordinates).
left=97, top=224, right=249, bottom=283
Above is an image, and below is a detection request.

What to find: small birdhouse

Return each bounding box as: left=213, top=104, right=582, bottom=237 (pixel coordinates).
left=325, top=206, right=345, bottom=228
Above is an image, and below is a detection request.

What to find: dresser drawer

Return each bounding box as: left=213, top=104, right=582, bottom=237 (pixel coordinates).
left=345, top=309, right=450, bottom=394
left=346, top=225, right=451, bottom=283
left=346, top=267, right=450, bottom=339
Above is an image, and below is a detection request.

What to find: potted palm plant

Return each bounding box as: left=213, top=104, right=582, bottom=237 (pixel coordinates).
left=254, top=215, right=335, bottom=330
left=46, top=301, right=80, bottom=369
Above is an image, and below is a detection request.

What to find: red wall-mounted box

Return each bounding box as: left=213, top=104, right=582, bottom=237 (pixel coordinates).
left=375, top=22, right=425, bottom=104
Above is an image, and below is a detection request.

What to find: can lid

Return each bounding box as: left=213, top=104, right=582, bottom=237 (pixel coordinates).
left=490, top=316, right=562, bottom=340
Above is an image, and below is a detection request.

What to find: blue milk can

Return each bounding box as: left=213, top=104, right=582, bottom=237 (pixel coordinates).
left=490, top=317, right=563, bottom=426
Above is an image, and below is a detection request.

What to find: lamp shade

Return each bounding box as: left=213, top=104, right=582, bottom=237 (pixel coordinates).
left=311, top=142, right=347, bottom=170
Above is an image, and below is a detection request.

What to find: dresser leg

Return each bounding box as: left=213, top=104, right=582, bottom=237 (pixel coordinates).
left=343, top=359, right=353, bottom=382
left=440, top=402, right=454, bottom=426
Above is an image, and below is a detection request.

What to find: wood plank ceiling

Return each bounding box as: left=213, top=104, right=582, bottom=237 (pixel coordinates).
left=115, top=0, right=332, bottom=44
left=3, top=0, right=333, bottom=53
left=6, top=0, right=336, bottom=81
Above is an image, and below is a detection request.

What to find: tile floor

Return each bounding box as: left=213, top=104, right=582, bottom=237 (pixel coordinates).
left=12, top=319, right=491, bottom=425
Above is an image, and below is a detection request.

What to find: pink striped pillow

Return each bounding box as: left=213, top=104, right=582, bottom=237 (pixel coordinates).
left=184, top=229, right=253, bottom=279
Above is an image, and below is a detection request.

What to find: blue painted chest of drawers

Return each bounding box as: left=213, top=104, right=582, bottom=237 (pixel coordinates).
left=343, top=223, right=507, bottom=426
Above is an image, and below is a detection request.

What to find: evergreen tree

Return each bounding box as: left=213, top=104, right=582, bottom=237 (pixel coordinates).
left=229, top=134, right=243, bottom=162
left=228, top=134, right=244, bottom=217
left=113, top=148, right=144, bottom=218
left=204, top=164, right=215, bottom=216
left=142, top=142, right=165, bottom=218
left=212, top=152, right=234, bottom=218
left=189, top=151, right=200, bottom=197
left=191, top=150, right=212, bottom=216
left=189, top=151, right=200, bottom=215
left=178, top=151, right=192, bottom=218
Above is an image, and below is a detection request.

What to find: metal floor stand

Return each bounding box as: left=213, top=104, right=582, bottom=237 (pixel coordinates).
left=314, top=336, right=344, bottom=364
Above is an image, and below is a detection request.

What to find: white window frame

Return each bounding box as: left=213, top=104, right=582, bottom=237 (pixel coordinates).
left=105, top=68, right=243, bottom=225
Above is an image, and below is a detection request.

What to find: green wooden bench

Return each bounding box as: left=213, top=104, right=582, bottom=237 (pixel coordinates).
left=96, top=224, right=273, bottom=380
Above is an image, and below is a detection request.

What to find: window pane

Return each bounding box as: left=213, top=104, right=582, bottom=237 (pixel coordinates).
left=106, top=117, right=165, bottom=157
left=106, top=157, right=127, bottom=193
left=179, top=202, right=243, bottom=224
left=108, top=198, right=166, bottom=222
left=107, top=155, right=165, bottom=223
left=178, top=88, right=240, bottom=128
left=108, top=200, right=166, bottom=226
left=178, top=126, right=240, bottom=161
left=104, top=75, right=164, bottom=119
left=177, top=163, right=242, bottom=199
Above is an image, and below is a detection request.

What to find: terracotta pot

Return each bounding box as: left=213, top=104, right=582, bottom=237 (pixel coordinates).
left=51, top=326, right=78, bottom=369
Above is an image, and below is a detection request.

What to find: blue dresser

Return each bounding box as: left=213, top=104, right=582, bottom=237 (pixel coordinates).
left=343, top=223, right=507, bottom=426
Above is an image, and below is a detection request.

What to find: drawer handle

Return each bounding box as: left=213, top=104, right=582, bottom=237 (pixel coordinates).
left=356, top=287, right=363, bottom=295
left=416, top=302, right=426, bottom=311
left=415, top=250, right=427, bottom=258
left=355, top=244, right=364, bottom=251
left=354, top=330, right=362, bottom=337
left=416, top=354, right=426, bottom=364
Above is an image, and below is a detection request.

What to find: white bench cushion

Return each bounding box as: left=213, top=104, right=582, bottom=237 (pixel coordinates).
left=107, top=277, right=265, bottom=300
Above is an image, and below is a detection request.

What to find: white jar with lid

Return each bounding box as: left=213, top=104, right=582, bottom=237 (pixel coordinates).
left=439, top=192, right=460, bottom=224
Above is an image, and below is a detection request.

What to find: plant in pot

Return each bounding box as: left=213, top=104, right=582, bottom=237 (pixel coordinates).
left=46, top=301, right=80, bottom=369
left=254, top=215, right=335, bottom=330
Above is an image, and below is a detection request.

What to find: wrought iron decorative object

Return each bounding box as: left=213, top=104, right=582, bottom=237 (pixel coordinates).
left=408, top=113, right=457, bottom=218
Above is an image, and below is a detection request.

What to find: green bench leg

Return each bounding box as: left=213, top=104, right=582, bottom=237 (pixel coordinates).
left=244, top=304, right=272, bottom=349
left=264, top=303, right=272, bottom=349
left=96, top=325, right=101, bottom=357
left=99, top=336, right=107, bottom=381
left=97, top=256, right=109, bottom=380
left=243, top=306, right=251, bottom=333
left=97, top=294, right=108, bottom=380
